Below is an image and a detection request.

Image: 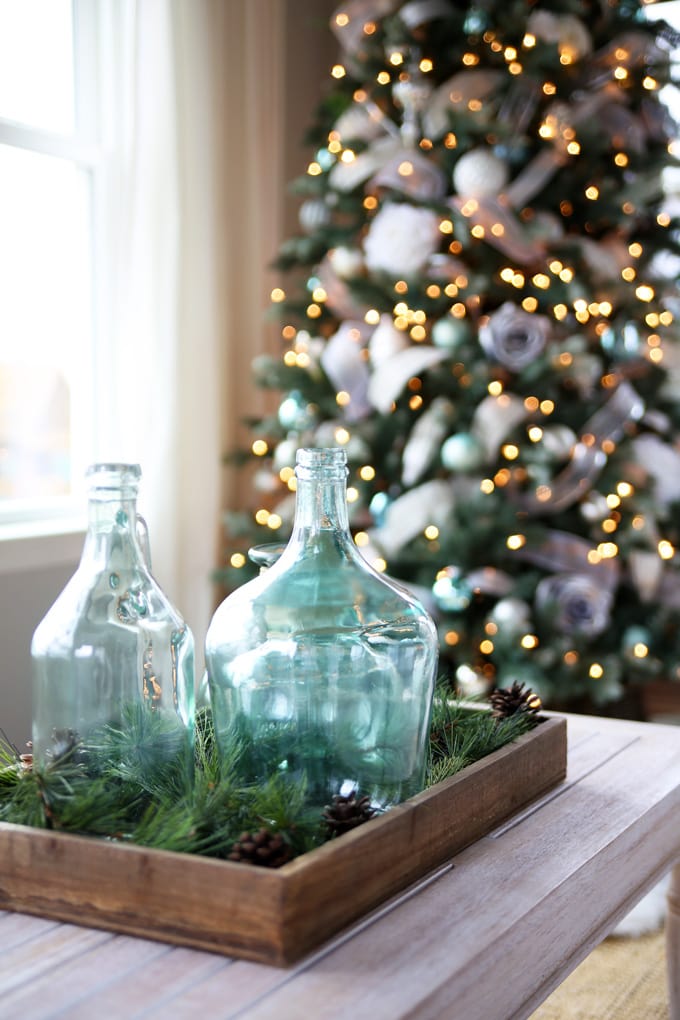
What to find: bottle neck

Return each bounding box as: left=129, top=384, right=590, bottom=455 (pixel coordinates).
left=291, top=473, right=351, bottom=539
left=81, top=495, right=146, bottom=569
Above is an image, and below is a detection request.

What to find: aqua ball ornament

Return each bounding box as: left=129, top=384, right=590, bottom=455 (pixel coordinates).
left=433, top=566, right=472, bottom=612
left=441, top=432, right=485, bottom=472
left=432, top=317, right=470, bottom=350
left=278, top=391, right=314, bottom=431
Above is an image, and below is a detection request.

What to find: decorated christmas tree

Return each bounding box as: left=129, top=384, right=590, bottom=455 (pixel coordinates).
left=221, top=0, right=680, bottom=710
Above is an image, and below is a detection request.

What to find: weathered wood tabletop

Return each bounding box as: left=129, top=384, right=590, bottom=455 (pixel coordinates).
left=1, top=712, right=679, bottom=1020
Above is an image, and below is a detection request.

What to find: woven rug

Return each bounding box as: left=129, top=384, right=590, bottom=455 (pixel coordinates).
left=529, top=931, right=667, bottom=1019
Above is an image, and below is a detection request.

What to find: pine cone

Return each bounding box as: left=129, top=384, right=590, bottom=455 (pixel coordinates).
left=323, top=791, right=375, bottom=838
left=489, top=681, right=542, bottom=721
left=227, top=828, right=293, bottom=868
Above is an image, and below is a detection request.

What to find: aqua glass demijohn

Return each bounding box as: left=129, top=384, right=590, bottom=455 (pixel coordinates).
left=31, top=463, right=195, bottom=771
left=205, top=447, right=438, bottom=810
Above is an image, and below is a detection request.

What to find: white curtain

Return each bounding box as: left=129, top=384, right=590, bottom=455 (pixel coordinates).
left=96, top=0, right=286, bottom=669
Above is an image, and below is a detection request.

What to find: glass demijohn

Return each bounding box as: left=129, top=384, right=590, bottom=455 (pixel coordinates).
left=31, top=463, right=195, bottom=770
left=205, top=447, right=438, bottom=810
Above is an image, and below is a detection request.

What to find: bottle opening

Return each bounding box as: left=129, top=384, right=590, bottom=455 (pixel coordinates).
left=295, top=447, right=348, bottom=481
left=85, top=463, right=142, bottom=498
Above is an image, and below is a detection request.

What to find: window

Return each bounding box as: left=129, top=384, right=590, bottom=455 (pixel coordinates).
left=0, top=0, right=100, bottom=527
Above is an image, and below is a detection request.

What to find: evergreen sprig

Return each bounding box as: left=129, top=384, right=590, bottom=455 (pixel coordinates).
left=0, top=698, right=539, bottom=863
left=427, top=685, right=537, bottom=786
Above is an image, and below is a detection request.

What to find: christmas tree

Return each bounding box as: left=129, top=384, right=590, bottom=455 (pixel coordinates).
left=221, top=0, right=680, bottom=710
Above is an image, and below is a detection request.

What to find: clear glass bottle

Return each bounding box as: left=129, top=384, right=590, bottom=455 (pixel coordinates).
left=31, top=463, right=195, bottom=772
left=205, top=447, right=438, bottom=810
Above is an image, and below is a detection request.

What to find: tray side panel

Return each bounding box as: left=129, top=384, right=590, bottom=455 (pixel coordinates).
left=0, top=824, right=288, bottom=965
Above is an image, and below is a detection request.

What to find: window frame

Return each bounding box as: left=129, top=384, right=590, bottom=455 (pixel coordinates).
left=0, top=0, right=104, bottom=546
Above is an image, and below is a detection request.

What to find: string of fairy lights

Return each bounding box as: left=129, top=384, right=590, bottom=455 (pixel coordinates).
left=227, top=1, right=680, bottom=693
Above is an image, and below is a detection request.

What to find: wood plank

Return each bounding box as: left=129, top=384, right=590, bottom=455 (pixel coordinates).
left=0, top=923, right=114, bottom=996
left=62, top=946, right=229, bottom=1020
left=0, top=911, right=60, bottom=951
left=668, top=863, right=680, bottom=1020
left=235, top=722, right=680, bottom=1020
left=0, top=716, right=566, bottom=966
left=490, top=716, right=639, bottom=838
left=0, top=934, right=169, bottom=1018
left=138, top=864, right=454, bottom=1019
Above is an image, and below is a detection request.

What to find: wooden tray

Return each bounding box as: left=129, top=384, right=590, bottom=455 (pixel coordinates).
left=0, top=715, right=566, bottom=966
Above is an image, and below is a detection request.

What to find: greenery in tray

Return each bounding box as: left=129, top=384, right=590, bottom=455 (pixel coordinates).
left=0, top=684, right=540, bottom=867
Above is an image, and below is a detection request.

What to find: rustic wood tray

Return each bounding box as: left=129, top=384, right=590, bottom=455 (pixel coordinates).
left=0, top=715, right=566, bottom=966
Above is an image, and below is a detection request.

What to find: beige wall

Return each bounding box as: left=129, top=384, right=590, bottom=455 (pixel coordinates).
left=221, top=1, right=337, bottom=511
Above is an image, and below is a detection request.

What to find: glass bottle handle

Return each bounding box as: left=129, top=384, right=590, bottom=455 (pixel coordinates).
left=136, top=513, right=152, bottom=570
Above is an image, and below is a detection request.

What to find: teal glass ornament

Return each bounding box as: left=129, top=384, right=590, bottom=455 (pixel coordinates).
left=278, top=391, right=314, bottom=431
left=432, top=566, right=472, bottom=612
left=31, top=463, right=195, bottom=772
left=441, top=432, right=485, bottom=472
left=432, top=317, right=470, bottom=350
left=205, top=447, right=438, bottom=811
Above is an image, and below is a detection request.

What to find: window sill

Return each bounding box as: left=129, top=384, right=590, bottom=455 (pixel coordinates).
left=0, top=519, right=85, bottom=575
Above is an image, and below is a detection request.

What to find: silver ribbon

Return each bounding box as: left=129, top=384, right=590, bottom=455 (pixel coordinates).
left=450, top=197, right=546, bottom=265
left=516, top=381, right=645, bottom=515
left=371, top=148, right=447, bottom=200
left=516, top=529, right=620, bottom=589
left=399, top=0, right=452, bottom=28
left=331, top=0, right=401, bottom=54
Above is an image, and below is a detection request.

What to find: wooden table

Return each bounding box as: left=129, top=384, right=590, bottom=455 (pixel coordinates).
left=1, top=712, right=679, bottom=1019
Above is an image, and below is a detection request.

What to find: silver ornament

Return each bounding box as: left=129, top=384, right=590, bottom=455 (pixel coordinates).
left=488, top=597, right=532, bottom=630
left=299, top=199, right=330, bottom=233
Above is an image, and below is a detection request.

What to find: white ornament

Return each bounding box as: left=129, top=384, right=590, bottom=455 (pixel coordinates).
left=273, top=438, right=298, bottom=471
left=452, top=148, right=509, bottom=199
left=328, top=246, right=364, bottom=280
left=363, top=201, right=441, bottom=277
